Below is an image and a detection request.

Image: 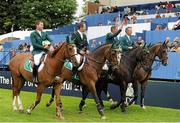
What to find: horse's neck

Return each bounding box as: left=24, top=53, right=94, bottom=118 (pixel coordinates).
left=89, top=45, right=109, bottom=72
left=121, top=49, right=139, bottom=70
left=44, top=45, right=65, bottom=76
left=145, top=45, right=160, bottom=66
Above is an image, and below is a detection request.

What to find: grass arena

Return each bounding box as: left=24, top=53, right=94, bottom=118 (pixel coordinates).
left=0, top=88, right=180, bottom=122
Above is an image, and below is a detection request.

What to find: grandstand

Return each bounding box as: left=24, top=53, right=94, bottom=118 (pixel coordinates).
left=0, top=0, right=180, bottom=81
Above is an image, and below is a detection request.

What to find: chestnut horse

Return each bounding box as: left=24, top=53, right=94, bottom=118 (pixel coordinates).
left=46, top=44, right=120, bottom=119
left=129, top=41, right=168, bottom=109
left=8, top=42, right=80, bottom=118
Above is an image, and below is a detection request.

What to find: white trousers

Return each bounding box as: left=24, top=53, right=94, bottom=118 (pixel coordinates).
left=33, top=52, right=45, bottom=66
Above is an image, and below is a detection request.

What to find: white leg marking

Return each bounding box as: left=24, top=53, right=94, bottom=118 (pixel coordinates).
left=17, top=96, right=23, bottom=111
left=12, top=96, right=17, bottom=111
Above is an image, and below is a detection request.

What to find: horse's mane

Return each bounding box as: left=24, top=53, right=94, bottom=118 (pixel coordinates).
left=51, top=42, right=65, bottom=57
left=148, top=42, right=163, bottom=48
left=91, top=43, right=112, bottom=53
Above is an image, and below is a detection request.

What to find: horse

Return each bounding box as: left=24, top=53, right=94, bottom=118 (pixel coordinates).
left=128, top=41, right=168, bottom=109
left=95, top=41, right=169, bottom=111
left=45, top=44, right=121, bottom=119
left=8, top=42, right=80, bottom=118
left=78, top=46, right=149, bottom=113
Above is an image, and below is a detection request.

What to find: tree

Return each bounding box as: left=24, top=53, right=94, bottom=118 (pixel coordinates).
left=0, top=0, right=24, bottom=34
left=0, top=0, right=77, bottom=34
left=20, top=0, right=77, bottom=30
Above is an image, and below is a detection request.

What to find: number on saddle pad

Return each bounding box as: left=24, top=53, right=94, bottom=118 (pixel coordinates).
left=24, top=59, right=33, bottom=72
left=64, top=60, right=73, bottom=71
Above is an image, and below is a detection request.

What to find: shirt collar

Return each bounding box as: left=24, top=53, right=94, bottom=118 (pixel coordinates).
left=36, top=30, right=42, bottom=36
left=126, top=34, right=130, bottom=40
left=78, top=30, right=83, bottom=39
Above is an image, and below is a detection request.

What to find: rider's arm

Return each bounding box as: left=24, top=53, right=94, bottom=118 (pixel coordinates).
left=30, top=33, right=44, bottom=50
left=46, top=33, right=53, bottom=45
left=108, top=29, right=122, bottom=39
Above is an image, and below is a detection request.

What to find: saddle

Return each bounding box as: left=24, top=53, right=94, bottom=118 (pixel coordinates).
left=24, top=54, right=46, bottom=72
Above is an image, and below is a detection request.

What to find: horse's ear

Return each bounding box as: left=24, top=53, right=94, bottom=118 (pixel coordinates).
left=143, top=42, right=146, bottom=49
left=162, top=40, right=168, bottom=46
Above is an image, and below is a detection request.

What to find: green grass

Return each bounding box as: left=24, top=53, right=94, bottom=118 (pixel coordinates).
left=0, top=88, right=180, bottom=122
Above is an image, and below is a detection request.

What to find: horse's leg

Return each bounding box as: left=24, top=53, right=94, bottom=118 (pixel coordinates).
left=120, top=81, right=128, bottom=112
left=79, top=85, right=88, bottom=112
left=27, top=83, right=45, bottom=114
left=140, top=81, right=147, bottom=109
left=89, top=82, right=106, bottom=119
left=12, top=74, right=25, bottom=112
left=129, top=81, right=138, bottom=106
left=46, top=86, right=63, bottom=111
left=46, top=86, right=55, bottom=107
left=54, top=83, right=64, bottom=119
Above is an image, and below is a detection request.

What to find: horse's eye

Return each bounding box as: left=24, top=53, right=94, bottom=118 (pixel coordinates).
left=112, top=53, right=116, bottom=56
left=69, top=48, right=72, bottom=51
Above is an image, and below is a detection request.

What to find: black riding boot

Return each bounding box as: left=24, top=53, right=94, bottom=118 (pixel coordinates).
left=32, top=65, right=38, bottom=83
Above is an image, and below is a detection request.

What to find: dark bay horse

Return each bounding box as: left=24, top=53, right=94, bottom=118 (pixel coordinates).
left=129, top=41, right=168, bottom=109
left=46, top=44, right=120, bottom=119
left=78, top=46, right=149, bottom=112
left=95, top=42, right=168, bottom=111
left=8, top=42, right=80, bottom=118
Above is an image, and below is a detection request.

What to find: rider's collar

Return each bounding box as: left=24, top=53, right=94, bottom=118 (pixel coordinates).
left=77, top=30, right=83, bottom=39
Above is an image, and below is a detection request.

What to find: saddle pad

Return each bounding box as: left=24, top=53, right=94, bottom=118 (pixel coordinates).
left=24, top=59, right=33, bottom=72
left=64, top=60, right=73, bottom=71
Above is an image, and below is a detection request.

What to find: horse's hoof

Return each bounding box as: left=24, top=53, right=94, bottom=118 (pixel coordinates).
left=141, top=106, right=146, bottom=109
left=101, top=116, right=106, bottom=120
left=19, top=109, right=24, bottom=113
left=56, top=110, right=63, bottom=117
left=46, top=103, right=50, bottom=107
left=78, top=110, right=83, bottom=114
left=56, top=115, right=64, bottom=120
left=121, top=107, right=126, bottom=113
left=79, top=104, right=86, bottom=112
left=110, top=103, right=119, bottom=110
left=26, top=109, right=31, bottom=115
left=13, top=107, right=18, bottom=111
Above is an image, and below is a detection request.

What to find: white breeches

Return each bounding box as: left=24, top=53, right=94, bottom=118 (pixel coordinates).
left=33, top=52, right=45, bottom=66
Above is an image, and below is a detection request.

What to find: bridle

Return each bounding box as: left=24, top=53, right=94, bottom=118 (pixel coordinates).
left=139, top=44, right=168, bottom=72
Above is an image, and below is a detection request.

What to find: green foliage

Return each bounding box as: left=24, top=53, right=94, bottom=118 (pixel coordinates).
left=0, top=0, right=77, bottom=34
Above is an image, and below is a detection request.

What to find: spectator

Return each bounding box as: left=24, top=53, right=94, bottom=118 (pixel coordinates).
left=124, top=6, right=131, bottom=15
left=10, top=48, right=16, bottom=57
left=155, top=25, right=162, bottom=31
left=112, top=6, right=118, bottom=13
left=113, top=16, right=120, bottom=25
left=166, top=1, right=173, bottom=13
left=165, top=37, right=171, bottom=48
left=123, top=14, right=130, bottom=25
left=155, top=5, right=160, bottom=13
left=171, top=37, right=180, bottom=52
left=130, top=14, right=137, bottom=24
left=135, top=37, right=145, bottom=47
left=23, top=43, right=28, bottom=52
left=18, top=44, right=23, bottom=51
left=155, top=12, right=161, bottom=18
left=0, top=43, right=4, bottom=51
left=90, top=39, right=97, bottom=50
left=173, top=21, right=180, bottom=30
left=162, top=14, right=166, bottom=18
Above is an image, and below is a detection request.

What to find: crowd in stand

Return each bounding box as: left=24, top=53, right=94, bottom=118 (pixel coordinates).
left=99, top=1, right=178, bottom=15
left=18, top=43, right=31, bottom=52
